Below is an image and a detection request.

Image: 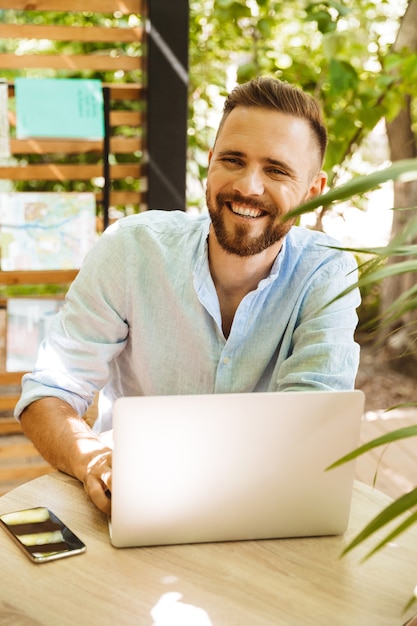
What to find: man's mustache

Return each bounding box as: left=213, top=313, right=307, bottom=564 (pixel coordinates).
left=216, top=193, right=278, bottom=214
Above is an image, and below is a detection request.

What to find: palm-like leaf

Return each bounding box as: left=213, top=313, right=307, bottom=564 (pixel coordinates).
left=328, top=425, right=417, bottom=468
left=291, top=156, right=417, bottom=612
left=289, top=158, right=417, bottom=217
left=327, top=423, right=417, bottom=612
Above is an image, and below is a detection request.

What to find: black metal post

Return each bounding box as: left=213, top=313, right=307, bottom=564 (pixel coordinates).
left=147, top=0, right=189, bottom=210
left=102, top=85, right=111, bottom=230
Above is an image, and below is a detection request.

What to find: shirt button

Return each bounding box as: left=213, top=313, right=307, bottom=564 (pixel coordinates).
left=223, top=357, right=230, bottom=364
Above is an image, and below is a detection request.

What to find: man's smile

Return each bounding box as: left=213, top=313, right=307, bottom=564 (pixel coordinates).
left=228, top=202, right=267, bottom=219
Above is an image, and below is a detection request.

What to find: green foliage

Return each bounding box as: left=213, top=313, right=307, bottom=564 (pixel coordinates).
left=0, top=284, right=66, bottom=297
left=327, top=424, right=417, bottom=613
left=188, top=0, right=411, bottom=208
left=293, top=158, right=417, bottom=333
left=289, top=158, right=417, bottom=216
left=293, top=155, right=417, bottom=611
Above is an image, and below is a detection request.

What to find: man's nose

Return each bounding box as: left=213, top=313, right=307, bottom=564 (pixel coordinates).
left=233, top=168, right=264, bottom=196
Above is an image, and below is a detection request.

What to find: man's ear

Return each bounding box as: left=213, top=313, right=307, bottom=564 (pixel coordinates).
left=208, top=149, right=213, bottom=166
left=306, top=170, right=327, bottom=200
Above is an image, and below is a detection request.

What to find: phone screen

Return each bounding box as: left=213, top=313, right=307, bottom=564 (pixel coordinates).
left=0, top=507, right=86, bottom=563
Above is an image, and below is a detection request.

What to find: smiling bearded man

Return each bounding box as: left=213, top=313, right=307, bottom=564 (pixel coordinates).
left=15, top=76, right=361, bottom=515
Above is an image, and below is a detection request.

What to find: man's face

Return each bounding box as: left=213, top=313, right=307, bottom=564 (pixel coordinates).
left=206, top=106, right=326, bottom=257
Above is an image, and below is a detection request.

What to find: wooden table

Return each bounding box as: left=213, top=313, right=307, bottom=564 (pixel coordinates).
left=0, top=473, right=416, bottom=626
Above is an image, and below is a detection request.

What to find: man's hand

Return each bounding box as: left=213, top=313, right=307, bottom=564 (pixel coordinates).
left=82, top=449, right=112, bottom=515
left=20, top=397, right=114, bottom=515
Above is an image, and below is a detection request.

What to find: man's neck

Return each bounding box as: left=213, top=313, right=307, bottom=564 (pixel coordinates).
left=208, top=225, right=283, bottom=294
left=207, top=226, right=283, bottom=337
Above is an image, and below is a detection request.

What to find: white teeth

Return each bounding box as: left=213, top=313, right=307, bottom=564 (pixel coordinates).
left=231, top=204, right=263, bottom=218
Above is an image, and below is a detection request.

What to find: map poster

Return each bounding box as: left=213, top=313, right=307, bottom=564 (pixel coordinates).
left=6, top=297, right=64, bottom=372
left=0, top=192, right=97, bottom=271
left=15, top=78, right=104, bottom=140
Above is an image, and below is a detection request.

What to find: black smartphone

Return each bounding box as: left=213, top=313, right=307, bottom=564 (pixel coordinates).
left=0, top=506, right=86, bottom=563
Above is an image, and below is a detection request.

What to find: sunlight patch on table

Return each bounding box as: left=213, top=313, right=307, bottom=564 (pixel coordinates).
left=151, top=592, right=212, bottom=626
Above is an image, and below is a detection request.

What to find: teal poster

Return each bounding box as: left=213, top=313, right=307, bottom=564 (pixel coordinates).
left=15, top=78, right=104, bottom=140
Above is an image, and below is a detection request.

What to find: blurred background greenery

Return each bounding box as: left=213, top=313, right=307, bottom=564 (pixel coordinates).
left=2, top=0, right=417, bottom=367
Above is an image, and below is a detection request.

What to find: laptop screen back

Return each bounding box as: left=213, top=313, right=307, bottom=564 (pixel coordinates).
left=110, top=390, right=364, bottom=548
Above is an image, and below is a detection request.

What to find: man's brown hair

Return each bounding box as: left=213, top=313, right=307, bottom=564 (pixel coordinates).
left=216, top=76, right=328, bottom=166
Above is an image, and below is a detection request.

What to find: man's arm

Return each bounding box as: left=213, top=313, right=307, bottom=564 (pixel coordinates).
left=20, top=397, right=112, bottom=515
left=275, top=251, right=361, bottom=392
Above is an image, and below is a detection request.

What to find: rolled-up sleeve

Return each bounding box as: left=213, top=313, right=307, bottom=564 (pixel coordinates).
left=14, top=221, right=129, bottom=419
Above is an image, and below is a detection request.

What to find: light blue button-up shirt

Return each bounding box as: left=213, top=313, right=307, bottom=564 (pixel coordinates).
left=15, top=210, right=360, bottom=432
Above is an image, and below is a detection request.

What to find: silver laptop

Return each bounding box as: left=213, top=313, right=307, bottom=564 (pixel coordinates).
left=110, top=390, right=364, bottom=548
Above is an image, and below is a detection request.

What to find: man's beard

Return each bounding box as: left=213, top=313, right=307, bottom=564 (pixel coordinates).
left=206, top=188, right=295, bottom=257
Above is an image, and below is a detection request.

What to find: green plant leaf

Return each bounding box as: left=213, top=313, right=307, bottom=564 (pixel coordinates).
left=341, top=487, right=417, bottom=557
left=363, top=509, right=417, bottom=560
left=327, top=425, right=417, bottom=468
left=403, top=591, right=417, bottom=614
left=329, top=59, right=359, bottom=93
left=288, top=158, right=417, bottom=218
left=355, top=259, right=417, bottom=286
left=378, top=285, right=417, bottom=325
left=319, top=258, right=417, bottom=312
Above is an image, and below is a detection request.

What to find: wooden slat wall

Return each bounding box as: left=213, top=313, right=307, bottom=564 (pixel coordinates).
left=0, top=1, right=140, bottom=12
left=0, top=1, right=146, bottom=491
left=0, top=24, right=143, bottom=42
left=0, top=4, right=146, bottom=213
